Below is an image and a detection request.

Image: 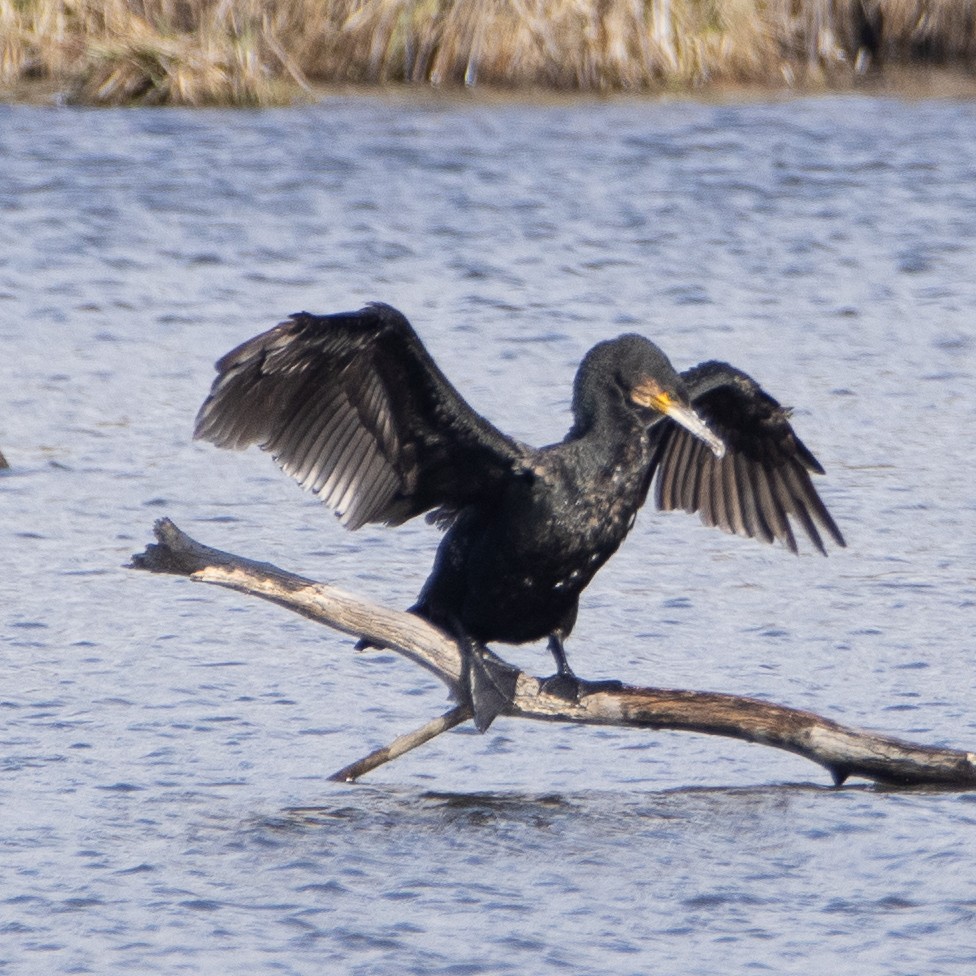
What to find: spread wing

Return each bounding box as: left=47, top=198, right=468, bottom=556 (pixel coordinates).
left=194, top=303, right=526, bottom=530
left=648, top=361, right=845, bottom=554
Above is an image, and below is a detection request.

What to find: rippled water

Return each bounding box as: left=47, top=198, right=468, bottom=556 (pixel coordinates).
left=2, top=93, right=976, bottom=974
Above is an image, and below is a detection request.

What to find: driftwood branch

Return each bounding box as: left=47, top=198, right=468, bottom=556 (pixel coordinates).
left=327, top=706, right=471, bottom=783
left=131, top=518, right=976, bottom=789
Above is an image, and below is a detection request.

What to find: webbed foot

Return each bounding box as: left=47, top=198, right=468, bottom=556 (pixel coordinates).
left=542, top=632, right=622, bottom=701
left=458, top=636, right=519, bottom=733
left=539, top=671, right=583, bottom=701
left=539, top=673, right=623, bottom=702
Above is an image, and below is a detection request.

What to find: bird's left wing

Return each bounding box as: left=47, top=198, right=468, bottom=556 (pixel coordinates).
left=194, top=303, right=527, bottom=530
left=647, top=361, right=845, bottom=554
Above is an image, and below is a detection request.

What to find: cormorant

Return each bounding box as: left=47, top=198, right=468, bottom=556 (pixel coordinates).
left=194, top=303, right=844, bottom=729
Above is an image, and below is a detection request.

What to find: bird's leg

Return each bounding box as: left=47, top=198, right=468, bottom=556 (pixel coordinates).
left=358, top=605, right=517, bottom=729
left=539, top=633, right=582, bottom=700
left=548, top=632, right=576, bottom=678
left=540, top=633, right=623, bottom=701
left=450, top=618, right=520, bottom=733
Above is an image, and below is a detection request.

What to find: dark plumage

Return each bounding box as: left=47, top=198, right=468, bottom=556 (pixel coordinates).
left=195, top=303, right=844, bottom=728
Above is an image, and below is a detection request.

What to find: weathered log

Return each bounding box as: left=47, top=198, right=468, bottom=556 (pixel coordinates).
left=131, top=518, right=976, bottom=788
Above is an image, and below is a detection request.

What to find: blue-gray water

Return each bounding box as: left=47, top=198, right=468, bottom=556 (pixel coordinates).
left=2, top=93, right=976, bottom=974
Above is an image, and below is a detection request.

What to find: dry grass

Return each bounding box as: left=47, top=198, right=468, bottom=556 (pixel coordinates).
left=1, top=0, right=975, bottom=105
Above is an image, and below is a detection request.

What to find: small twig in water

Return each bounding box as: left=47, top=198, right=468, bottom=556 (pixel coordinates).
left=328, top=705, right=471, bottom=782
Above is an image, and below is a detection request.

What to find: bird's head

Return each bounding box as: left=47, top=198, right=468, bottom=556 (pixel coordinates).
left=574, top=334, right=726, bottom=458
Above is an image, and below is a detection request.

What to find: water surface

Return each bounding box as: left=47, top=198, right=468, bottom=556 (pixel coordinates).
left=1, top=94, right=975, bottom=974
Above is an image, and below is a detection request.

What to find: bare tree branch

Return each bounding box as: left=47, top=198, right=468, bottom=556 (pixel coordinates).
left=327, top=706, right=471, bottom=782
left=131, top=518, right=976, bottom=789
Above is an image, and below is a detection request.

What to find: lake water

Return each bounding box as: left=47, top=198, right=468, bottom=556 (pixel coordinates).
left=2, top=92, right=976, bottom=975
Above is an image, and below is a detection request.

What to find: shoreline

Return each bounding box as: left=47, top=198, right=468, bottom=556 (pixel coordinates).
left=3, top=65, right=976, bottom=110
left=2, top=1, right=975, bottom=109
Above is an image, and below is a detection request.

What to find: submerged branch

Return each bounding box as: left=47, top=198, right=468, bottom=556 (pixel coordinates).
left=132, top=518, right=976, bottom=789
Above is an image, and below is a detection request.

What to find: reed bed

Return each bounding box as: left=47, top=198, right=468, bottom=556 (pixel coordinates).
left=1, top=0, right=975, bottom=105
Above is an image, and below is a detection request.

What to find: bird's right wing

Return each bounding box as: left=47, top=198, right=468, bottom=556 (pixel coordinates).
left=194, top=303, right=527, bottom=530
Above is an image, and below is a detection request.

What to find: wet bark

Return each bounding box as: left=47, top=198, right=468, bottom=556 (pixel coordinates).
left=131, top=518, right=976, bottom=788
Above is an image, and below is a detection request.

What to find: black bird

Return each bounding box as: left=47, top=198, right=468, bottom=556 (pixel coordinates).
left=194, top=303, right=844, bottom=729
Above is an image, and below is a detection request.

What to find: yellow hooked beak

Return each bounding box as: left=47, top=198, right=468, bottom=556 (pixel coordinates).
left=630, top=381, right=726, bottom=458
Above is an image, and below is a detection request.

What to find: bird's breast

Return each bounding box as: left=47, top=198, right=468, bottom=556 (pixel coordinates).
left=506, top=448, right=649, bottom=576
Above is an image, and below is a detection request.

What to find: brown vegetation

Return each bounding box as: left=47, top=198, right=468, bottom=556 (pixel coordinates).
left=1, top=0, right=975, bottom=106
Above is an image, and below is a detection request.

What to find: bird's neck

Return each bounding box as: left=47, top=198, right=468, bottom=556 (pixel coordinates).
left=565, top=404, right=650, bottom=473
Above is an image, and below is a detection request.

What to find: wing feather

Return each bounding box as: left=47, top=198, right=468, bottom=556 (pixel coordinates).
left=285, top=393, right=347, bottom=487
left=722, top=453, right=747, bottom=539
left=347, top=447, right=396, bottom=530
left=666, top=424, right=694, bottom=511
left=752, top=454, right=794, bottom=551
left=657, top=426, right=679, bottom=509
left=699, top=452, right=716, bottom=528
left=734, top=452, right=772, bottom=544
left=682, top=440, right=707, bottom=514
left=779, top=464, right=826, bottom=555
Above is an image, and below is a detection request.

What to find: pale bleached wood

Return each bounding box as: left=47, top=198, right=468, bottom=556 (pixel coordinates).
left=327, top=706, right=471, bottom=782
left=131, top=518, right=976, bottom=788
